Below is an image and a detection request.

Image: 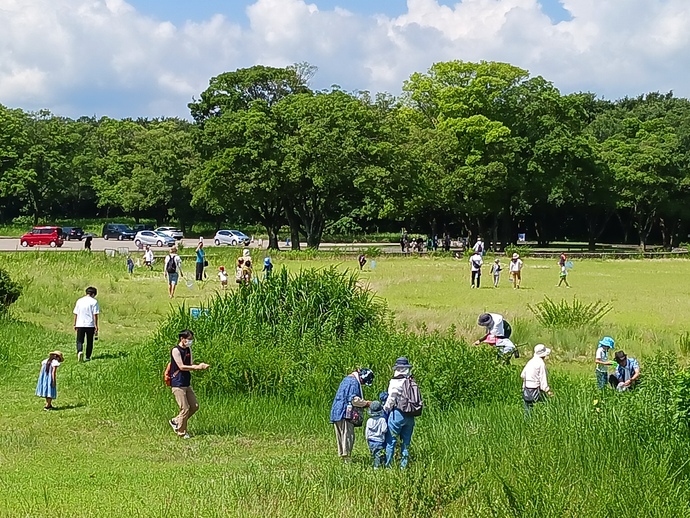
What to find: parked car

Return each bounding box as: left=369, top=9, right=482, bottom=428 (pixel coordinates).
left=102, top=223, right=136, bottom=241
left=20, top=226, right=64, bottom=248
left=155, top=227, right=184, bottom=240
left=61, top=226, right=84, bottom=241
left=213, top=229, right=251, bottom=246
left=133, top=224, right=155, bottom=232
left=134, top=231, right=176, bottom=248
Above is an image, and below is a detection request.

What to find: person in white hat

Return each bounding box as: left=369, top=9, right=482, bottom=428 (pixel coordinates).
left=509, top=253, right=523, bottom=289
left=520, top=344, right=553, bottom=414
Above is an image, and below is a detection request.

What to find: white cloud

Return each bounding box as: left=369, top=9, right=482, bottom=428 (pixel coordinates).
left=1, top=0, right=690, bottom=118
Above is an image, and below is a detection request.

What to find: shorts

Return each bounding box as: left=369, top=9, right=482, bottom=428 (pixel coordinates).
left=167, top=272, right=179, bottom=285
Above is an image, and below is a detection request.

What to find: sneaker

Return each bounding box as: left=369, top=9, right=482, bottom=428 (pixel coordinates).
left=77, top=351, right=83, bottom=362
left=84, top=357, right=91, bottom=362
left=169, top=419, right=179, bottom=432
left=181, top=433, right=191, bottom=439
left=43, top=406, right=54, bottom=411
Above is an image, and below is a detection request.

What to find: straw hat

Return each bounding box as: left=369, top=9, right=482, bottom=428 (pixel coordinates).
left=50, top=350, right=64, bottom=362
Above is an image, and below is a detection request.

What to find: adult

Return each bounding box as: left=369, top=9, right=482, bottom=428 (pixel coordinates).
left=473, top=237, right=485, bottom=255
left=143, top=245, right=154, bottom=270
left=469, top=251, right=483, bottom=288
left=73, top=286, right=99, bottom=362
left=329, top=368, right=374, bottom=462
left=521, top=344, right=554, bottom=415
left=609, top=351, right=640, bottom=391
left=595, top=336, right=615, bottom=389
left=195, top=241, right=205, bottom=281
left=164, top=246, right=183, bottom=298
left=383, top=357, right=418, bottom=468
left=509, top=253, right=524, bottom=289
left=443, top=234, right=451, bottom=252
left=168, top=330, right=209, bottom=439
left=84, top=235, right=92, bottom=251
left=475, top=313, right=515, bottom=358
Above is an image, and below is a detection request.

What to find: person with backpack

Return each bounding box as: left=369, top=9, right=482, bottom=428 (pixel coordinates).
left=383, top=357, right=423, bottom=469
left=329, top=368, right=374, bottom=462
left=475, top=313, right=511, bottom=343
left=469, top=251, right=483, bottom=288
left=164, top=246, right=184, bottom=298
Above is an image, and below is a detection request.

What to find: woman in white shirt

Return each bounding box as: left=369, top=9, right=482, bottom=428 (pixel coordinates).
left=521, top=344, right=554, bottom=415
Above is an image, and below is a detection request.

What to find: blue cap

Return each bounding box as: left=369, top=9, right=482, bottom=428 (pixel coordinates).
left=264, top=257, right=271, bottom=265
left=599, top=336, right=615, bottom=349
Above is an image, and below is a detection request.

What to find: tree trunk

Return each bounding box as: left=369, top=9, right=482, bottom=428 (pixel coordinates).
left=265, top=224, right=280, bottom=250
left=283, top=202, right=302, bottom=250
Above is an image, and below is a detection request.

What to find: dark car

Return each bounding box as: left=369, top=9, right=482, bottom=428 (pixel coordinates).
left=102, top=223, right=136, bottom=241
left=133, top=224, right=155, bottom=232
left=61, top=226, right=84, bottom=241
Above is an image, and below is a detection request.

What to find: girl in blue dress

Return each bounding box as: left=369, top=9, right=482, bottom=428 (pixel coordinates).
left=36, top=350, right=63, bottom=410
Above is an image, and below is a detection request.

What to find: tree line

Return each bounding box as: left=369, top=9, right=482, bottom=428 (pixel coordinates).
left=1, top=61, right=690, bottom=250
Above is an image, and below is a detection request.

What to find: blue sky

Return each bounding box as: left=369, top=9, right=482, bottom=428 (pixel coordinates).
left=1, top=0, right=687, bottom=119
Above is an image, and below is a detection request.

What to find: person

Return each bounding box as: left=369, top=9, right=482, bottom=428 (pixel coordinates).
left=433, top=235, right=439, bottom=252
left=84, top=235, right=92, bottom=251
left=509, top=253, right=523, bottom=289
left=358, top=254, right=367, bottom=270
left=365, top=401, right=388, bottom=468
left=73, top=286, right=99, bottom=362
left=126, top=255, right=134, bottom=274
left=521, top=344, right=554, bottom=415
left=475, top=312, right=511, bottom=342
left=262, top=257, right=273, bottom=279
left=491, top=258, right=502, bottom=287
left=242, top=259, right=253, bottom=285
left=595, top=336, right=615, bottom=389
left=329, top=368, right=374, bottom=462
left=235, top=258, right=244, bottom=285
left=164, top=246, right=183, bottom=298
left=481, top=334, right=518, bottom=360
left=443, top=233, right=451, bottom=252
left=609, top=351, right=640, bottom=391
left=473, top=237, right=484, bottom=255
left=143, top=245, right=154, bottom=270
left=35, top=350, right=63, bottom=410
left=242, top=248, right=252, bottom=265
left=195, top=241, right=205, bottom=281
left=217, top=266, right=228, bottom=290
left=557, top=264, right=570, bottom=288
left=383, top=357, right=418, bottom=468
left=168, top=330, right=209, bottom=439
left=469, top=250, right=483, bottom=288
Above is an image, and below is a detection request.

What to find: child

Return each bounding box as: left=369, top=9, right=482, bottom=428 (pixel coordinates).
left=557, top=264, right=570, bottom=287
left=235, top=258, right=244, bottom=285
left=365, top=401, right=388, bottom=468
left=358, top=254, right=367, bottom=270
left=36, top=350, right=63, bottom=410
left=127, top=255, right=134, bottom=274
left=242, top=259, right=253, bottom=285
left=595, top=337, right=615, bottom=389
left=218, top=266, right=228, bottom=289
left=263, top=257, right=273, bottom=279
left=491, top=258, right=501, bottom=287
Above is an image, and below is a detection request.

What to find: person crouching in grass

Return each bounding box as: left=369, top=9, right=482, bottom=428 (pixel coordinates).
left=609, top=351, right=640, bottom=391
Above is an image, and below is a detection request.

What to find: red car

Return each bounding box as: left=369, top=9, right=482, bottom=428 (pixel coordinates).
left=20, top=226, right=64, bottom=248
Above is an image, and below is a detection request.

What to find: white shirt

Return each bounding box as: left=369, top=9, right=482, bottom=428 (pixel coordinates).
left=486, top=313, right=505, bottom=337
left=509, top=259, right=523, bottom=272
left=521, top=356, right=550, bottom=392
left=164, top=254, right=182, bottom=274
left=73, top=295, right=99, bottom=328
left=383, top=369, right=410, bottom=413
left=365, top=416, right=388, bottom=443
left=144, top=250, right=154, bottom=262
left=473, top=240, right=484, bottom=252
left=469, top=253, right=483, bottom=272
left=218, top=271, right=228, bottom=282
left=595, top=346, right=609, bottom=373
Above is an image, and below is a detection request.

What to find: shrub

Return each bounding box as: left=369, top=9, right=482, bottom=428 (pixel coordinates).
left=528, top=296, right=612, bottom=329
left=504, top=244, right=533, bottom=257
left=0, top=267, right=22, bottom=313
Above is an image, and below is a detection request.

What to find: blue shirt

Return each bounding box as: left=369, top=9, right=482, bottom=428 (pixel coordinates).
left=330, top=375, right=363, bottom=423
left=196, top=248, right=205, bottom=264
left=615, top=358, right=639, bottom=382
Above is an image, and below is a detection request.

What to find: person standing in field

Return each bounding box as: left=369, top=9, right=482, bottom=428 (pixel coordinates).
left=329, top=368, right=374, bottom=462
left=595, top=337, right=615, bottom=389
left=383, top=357, right=421, bottom=469
left=509, top=253, right=523, bottom=289
left=262, top=257, right=273, bottom=279
left=557, top=264, right=570, bottom=287
left=84, top=235, right=92, bottom=252
left=473, top=237, right=485, bottom=255
left=195, top=241, right=205, bottom=281
left=217, top=266, right=228, bottom=290
left=610, top=351, right=640, bottom=391
left=469, top=250, right=483, bottom=288
left=164, top=246, right=183, bottom=298
left=143, top=245, right=154, bottom=270
left=365, top=401, right=388, bottom=468
left=73, top=286, right=99, bottom=362
left=521, top=344, right=553, bottom=415
left=35, top=350, right=63, bottom=410
left=168, top=330, right=209, bottom=439
left=491, top=258, right=502, bottom=287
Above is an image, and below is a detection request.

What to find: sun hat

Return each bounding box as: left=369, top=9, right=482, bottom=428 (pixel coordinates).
left=392, top=357, right=413, bottom=370
left=243, top=249, right=251, bottom=257
left=368, top=400, right=383, bottom=417
left=599, top=336, right=615, bottom=349
left=50, top=350, right=64, bottom=362
left=359, top=368, right=375, bottom=386
left=264, top=257, right=271, bottom=266
left=379, top=391, right=389, bottom=404
left=512, top=253, right=519, bottom=259
left=477, top=313, right=493, bottom=327
left=534, top=344, right=551, bottom=358
left=614, top=350, right=627, bottom=362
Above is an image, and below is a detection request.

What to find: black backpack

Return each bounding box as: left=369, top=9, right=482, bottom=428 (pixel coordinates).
left=397, top=376, right=424, bottom=417
left=166, top=255, right=177, bottom=274
left=472, top=260, right=481, bottom=269
left=503, top=320, right=512, bottom=339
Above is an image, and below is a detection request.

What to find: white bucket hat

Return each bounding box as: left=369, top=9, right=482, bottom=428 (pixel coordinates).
left=534, top=344, right=551, bottom=358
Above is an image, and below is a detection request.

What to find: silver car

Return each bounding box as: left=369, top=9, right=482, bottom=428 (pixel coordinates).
left=213, top=229, right=251, bottom=246
left=134, top=231, right=176, bottom=247
left=155, top=227, right=184, bottom=240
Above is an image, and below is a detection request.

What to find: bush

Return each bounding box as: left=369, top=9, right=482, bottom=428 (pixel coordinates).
left=528, top=296, right=612, bottom=329
left=0, top=267, right=22, bottom=313
left=504, top=244, right=533, bottom=257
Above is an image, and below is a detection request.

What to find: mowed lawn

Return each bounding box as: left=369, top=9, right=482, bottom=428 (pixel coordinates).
left=1, top=252, right=690, bottom=517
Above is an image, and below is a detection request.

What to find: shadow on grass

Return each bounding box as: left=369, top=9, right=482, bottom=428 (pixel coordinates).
left=52, top=403, right=86, bottom=411
left=93, top=351, right=129, bottom=361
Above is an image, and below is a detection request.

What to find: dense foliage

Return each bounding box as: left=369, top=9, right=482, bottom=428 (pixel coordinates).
left=3, top=62, right=690, bottom=249
left=0, top=267, right=22, bottom=313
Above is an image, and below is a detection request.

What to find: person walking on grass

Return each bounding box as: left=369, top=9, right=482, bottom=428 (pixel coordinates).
left=491, top=258, right=502, bottom=287
left=164, top=246, right=183, bottom=298
left=595, top=336, right=615, bottom=389
left=217, top=266, right=228, bottom=290
left=469, top=251, right=483, bottom=288
left=473, top=237, right=485, bottom=256
left=195, top=241, right=205, bottom=281
left=73, top=286, right=99, bottom=362
left=330, top=368, right=374, bottom=462
left=557, top=264, right=570, bottom=287
left=262, top=257, right=273, bottom=279
left=383, top=357, right=421, bottom=469
left=143, top=245, right=154, bottom=270
left=365, top=401, right=388, bottom=468
left=521, top=344, right=553, bottom=415
left=509, top=253, right=523, bottom=289
left=35, top=350, right=63, bottom=410
left=127, top=255, right=134, bottom=275
left=168, top=330, right=209, bottom=439
left=610, top=351, right=640, bottom=391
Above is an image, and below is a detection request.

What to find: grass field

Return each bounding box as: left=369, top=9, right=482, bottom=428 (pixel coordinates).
left=1, top=252, right=690, bottom=517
